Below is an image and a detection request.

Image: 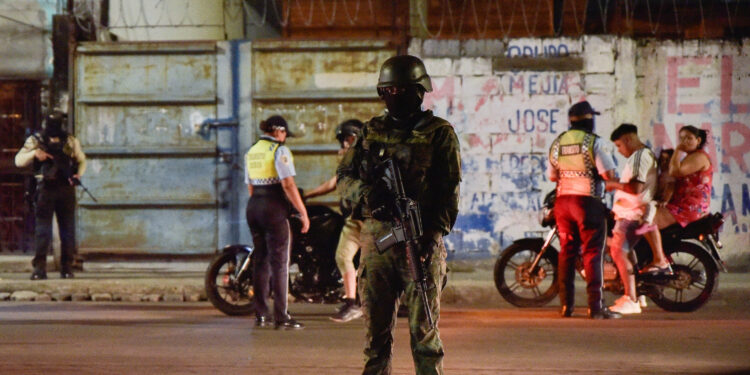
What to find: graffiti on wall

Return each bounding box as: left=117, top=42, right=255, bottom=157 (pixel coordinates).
left=655, top=54, right=750, bottom=244
left=505, top=39, right=580, bottom=58
left=423, top=39, right=750, bottom=263
left=424, top=70, right=581, bottom=257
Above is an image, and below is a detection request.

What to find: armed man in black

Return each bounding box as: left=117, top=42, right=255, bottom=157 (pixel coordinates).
left=337, top=55, right=461, bottom=375
left=15, top=111, right=86, bottom=280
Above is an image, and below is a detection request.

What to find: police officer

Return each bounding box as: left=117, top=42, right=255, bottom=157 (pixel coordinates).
left=14, top=110, right=86, bottom=280
left=245, top=115, right=309, bottom=330
left=304, top=119, right=365, bottom=323
left=337, top=55, right=461, bottom=375
left=548, top=101, right=620, bottom=319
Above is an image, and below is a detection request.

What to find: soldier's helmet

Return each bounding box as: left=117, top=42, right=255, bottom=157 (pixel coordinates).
left=335, top=119, right=364, bottom=143
left=377, top=55, right=432, bottom=93
left=43, top=110, right=67, bottom=135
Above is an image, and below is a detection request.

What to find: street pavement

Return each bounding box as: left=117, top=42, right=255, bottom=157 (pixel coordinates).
left=1, top=301, right=749, bottom=374
left=2, top=256, right=750, bottom=374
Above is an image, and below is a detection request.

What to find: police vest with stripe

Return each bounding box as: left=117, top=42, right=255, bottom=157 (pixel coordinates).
left=549, top=129, right=600, bottom=197
left=245, top=138, right=290, bottom=185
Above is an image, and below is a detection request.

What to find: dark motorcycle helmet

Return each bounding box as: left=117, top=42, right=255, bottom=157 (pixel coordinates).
left=377, top=55, right=433, bottom=93
left=335, top=119, right=363, bottom=145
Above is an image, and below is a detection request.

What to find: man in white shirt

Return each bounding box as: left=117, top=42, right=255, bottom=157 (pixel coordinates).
left=605, top=124, right=658, bottom=314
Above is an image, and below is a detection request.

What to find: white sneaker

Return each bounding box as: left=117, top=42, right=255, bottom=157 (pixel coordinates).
left=609, top=295, right=642, bottom=314
left=638, top=295, right=648, bottom=308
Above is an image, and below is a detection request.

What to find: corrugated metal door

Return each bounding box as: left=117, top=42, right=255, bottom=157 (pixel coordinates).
left=250, top=41, right=396, bottom=206
left=74, top=42, right=219, bottom=255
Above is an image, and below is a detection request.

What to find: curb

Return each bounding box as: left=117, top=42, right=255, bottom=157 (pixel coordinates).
left=0, top=275, right=207, bottom=303
left=2, top=260, right=749, bottom=309
left=0, top=276, right=506, bottom=307
left=0, top=281, right=208, bottom=302
left=0, top=260, right=503, bottom=306
left=2, top=280, right=749, bottom=309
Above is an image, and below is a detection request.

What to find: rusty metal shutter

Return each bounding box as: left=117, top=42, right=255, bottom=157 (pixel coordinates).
left=74, top=42, right=219, bottom=255
left=249, top=40, right=396, bottom=206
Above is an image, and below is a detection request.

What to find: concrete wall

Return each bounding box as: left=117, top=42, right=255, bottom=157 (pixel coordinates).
left=0, top=0, right=55, bottom=78
left=410, top=37, right=750, bottom=269
left=636, top=39, right=750, bottom=268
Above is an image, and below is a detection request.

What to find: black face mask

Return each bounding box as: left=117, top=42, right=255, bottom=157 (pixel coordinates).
left=379, top=85, right=424, bottom=122
left=570, top=118, right=595, bottom=133
left=44, top=120, right=65, bottom=138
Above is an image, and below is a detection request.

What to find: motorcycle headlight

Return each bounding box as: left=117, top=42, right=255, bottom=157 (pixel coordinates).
left=538, top=207, right=548, bottom=226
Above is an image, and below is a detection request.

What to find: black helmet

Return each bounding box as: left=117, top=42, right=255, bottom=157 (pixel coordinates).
left=335, top=119, right=363, bottom=143
left=377, top=55, right=432, bottom=92
left=43, top=110, right=67, bottom=137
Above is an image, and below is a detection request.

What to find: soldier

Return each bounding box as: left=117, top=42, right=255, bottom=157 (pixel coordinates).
left=548, top=101, right=621, bottom=319
left=14, top=110, right=86, bottom=280
left=337, top=55, right=461, bottom=375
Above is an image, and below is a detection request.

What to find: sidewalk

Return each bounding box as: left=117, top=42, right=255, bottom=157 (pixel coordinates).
left=1, top=256, right=748, bottom=308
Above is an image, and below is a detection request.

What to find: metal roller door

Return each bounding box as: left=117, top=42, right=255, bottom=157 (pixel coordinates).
left=74, top=42, right=219, bottom=255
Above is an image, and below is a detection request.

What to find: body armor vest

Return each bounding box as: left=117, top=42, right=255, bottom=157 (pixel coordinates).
left=359, top=112, right=452, bottom=216
left=33, top=133, right=76, bottom=181
left=245, top=138, right=288, bottom=185
left=549, top=129, right=600, bottom=197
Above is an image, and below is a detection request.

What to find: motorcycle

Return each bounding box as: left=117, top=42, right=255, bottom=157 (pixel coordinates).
left=494, top=190, right=727, bottom=312
left=205, top=204, right=348, bottom=316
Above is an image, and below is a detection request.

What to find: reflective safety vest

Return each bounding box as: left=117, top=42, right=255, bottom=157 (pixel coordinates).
left=549, top=129, right=599, bottom=197
left=245, top=138, right=288, bottom=185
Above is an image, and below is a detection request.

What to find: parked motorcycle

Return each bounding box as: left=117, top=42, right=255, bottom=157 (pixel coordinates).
left=494, top=190, right=726, bottom=312
left=205, top=204, right=347, bottom=316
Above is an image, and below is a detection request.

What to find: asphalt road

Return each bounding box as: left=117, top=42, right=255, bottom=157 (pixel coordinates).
left=1, top=301, right=749, bottom=375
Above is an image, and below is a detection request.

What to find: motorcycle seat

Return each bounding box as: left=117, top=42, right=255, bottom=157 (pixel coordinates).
left=660, top=212, right=724, bottom=241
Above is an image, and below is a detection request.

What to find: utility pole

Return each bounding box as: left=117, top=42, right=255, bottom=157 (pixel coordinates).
left=409, top=0, right=429, bottom=40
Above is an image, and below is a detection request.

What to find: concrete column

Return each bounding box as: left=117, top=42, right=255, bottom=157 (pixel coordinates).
left=409, top=0, right=430, bottom=39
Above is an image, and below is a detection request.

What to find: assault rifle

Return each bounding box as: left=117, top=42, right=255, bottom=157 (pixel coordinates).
left=70, top=177, right=98, bottom=203
left=30, top=134, right=98, bottom=203
left=373, top=159, right=434, bottom=329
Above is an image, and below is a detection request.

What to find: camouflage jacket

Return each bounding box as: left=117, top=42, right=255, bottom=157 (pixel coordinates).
left=336, top=110, right=461, bottom=236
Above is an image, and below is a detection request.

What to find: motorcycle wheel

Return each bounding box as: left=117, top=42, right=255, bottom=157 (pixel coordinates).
left=205, top=252, right=255, bottom=316
left=648, top=242, right=719, bottom=312
left=494, top=243, right=559, bottom=307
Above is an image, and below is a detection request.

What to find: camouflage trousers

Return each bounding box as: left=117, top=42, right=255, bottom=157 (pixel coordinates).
left=358, top=223, right=447, bottom=375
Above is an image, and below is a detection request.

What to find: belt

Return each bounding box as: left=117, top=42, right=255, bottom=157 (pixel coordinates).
left=251, top=184, right=285, bottom=197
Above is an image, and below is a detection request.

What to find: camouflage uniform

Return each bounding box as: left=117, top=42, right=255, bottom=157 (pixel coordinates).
left=337, top=110, right=461, bottom=375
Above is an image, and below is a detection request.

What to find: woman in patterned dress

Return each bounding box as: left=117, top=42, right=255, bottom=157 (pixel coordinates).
left=642, top=125, right=713, bottom=273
